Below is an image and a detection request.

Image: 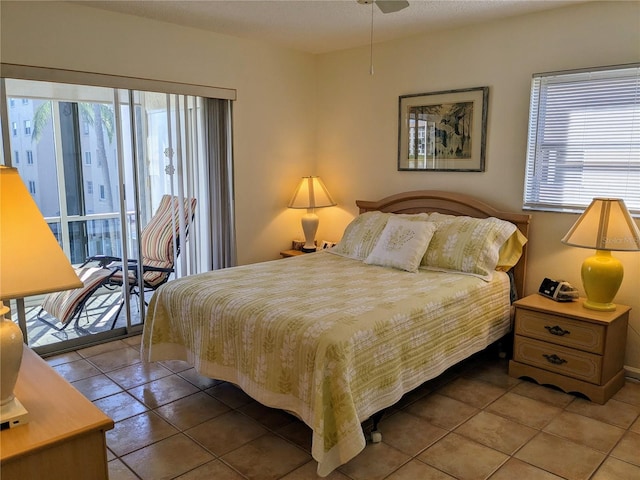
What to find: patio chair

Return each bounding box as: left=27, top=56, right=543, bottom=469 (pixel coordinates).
left=38, top=195, right=197, bottom=332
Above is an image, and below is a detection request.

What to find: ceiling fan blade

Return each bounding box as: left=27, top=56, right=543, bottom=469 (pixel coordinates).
left=375, top=0, right=409, bottom=14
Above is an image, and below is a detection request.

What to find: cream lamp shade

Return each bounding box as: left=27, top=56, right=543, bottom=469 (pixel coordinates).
left=288, top=176, right=336, bottom=253
left=561, top=198, right=640, bottom=311
left=1, top=166, right=83, bottom=429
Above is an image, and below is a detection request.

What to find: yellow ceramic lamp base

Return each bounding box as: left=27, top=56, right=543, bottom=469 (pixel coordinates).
left=581, top=250, right=623, bottom=311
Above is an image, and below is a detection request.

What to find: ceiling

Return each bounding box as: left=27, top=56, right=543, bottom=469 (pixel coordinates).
left=78, top=0, right=588, bottom=54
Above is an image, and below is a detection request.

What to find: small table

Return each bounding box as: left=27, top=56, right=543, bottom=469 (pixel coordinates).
left=509, top=294, right=629, bottom=404
left=0, top=346, right=114, bottom=479
left=280, top=249, right=307, bottom=258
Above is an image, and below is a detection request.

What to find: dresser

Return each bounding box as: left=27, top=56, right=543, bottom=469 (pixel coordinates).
left=0, top=346, right=114, bottom=479
left=509, top=294, right=629, bottom=404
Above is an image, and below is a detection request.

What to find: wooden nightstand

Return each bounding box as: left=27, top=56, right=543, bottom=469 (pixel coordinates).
left=280, top=249, right=306, bottom=258
left=509, top=294, right=629, bottom=404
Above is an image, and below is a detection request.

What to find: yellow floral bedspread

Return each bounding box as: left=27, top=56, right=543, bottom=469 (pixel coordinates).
left=142, top=251, right=511, bottom=476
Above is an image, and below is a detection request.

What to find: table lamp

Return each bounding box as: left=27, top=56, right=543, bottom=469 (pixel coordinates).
left=288, top=176, right=336, bottom=253
left=561, top=198, right=640, bottom=311
left=1, top=166, right=83, bottom=429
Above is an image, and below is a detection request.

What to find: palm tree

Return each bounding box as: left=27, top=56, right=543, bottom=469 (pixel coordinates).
left=31, top=101, right=116, bottom=211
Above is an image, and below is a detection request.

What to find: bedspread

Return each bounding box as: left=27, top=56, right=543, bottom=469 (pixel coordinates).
left=142, top=251, right=511, bottom=476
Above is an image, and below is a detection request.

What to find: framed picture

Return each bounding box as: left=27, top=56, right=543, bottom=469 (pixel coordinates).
left=398, top=86, right=488, bottom=171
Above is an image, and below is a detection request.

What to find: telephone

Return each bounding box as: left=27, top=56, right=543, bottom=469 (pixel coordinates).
left=538, top=278, right=579, bottom=302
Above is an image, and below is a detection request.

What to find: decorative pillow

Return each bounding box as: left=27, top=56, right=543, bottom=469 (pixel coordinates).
left=496, top=229, right=528, bottom=271
left=364, top=216, right=437, bottom=272
left=329, top=211, right=391, bottom=260
left=422, top=216, right=517, bottom=280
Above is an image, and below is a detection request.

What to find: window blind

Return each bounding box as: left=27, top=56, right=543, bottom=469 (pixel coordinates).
left=523, top=64, right=640, bottom=215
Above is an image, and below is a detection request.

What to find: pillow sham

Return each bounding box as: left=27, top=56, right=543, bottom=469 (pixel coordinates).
left=329, top=211, right=432, bottom=261
left=329, top=211, right=391, bottom=260
left=365, top=216, right=437, bottom=272
left=422, top=215, right=517, bottom=280
left=496, top=229, right=528, bottom=271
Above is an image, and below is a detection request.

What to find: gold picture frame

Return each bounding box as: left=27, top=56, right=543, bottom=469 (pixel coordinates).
left=398, top=86, right=488, bottom=171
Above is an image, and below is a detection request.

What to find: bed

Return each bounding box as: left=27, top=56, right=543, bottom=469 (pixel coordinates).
left=141, top=190, right=531, bottom=476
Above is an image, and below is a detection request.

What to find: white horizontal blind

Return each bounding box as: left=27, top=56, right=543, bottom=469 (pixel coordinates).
left=523, top=64, right=640, bottom=215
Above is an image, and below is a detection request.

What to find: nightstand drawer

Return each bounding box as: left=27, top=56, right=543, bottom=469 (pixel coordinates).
left=513, top=335, right=602, bottom=384
left=514, top=308, right=605, bottom=354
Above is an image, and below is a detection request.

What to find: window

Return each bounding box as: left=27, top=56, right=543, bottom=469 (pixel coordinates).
left=84, top=151, right=92, bottom=165
left=9, top=98, right=15, bottom=107
left=523, top=64, right=640, bottom=215
left=14, top=151, right=19, bottom=163
left=24, top=120, right=31, bottom=135
left=99, top=184, right=105, bottom=201
left=26, top=150, right=33, bottom=164
left=83, top=121, right=90, bottom=134
left=22, top=98, right=29, bottom=105
left=87, top=180, right=93, bottom=194
left=28, top=180, right=36, bottom=194
left=11, top=122, right=17, bottom=136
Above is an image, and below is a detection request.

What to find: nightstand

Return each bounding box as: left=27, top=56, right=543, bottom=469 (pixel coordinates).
left=280, top=249, right=306, bottom=258
left=509, top=294, right=629, bottom=404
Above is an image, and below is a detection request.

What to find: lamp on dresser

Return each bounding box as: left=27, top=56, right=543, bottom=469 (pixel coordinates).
left=0, top=166, right=82, bottom=429
left=561, top=197, right=640, bottom=311
left=288, top=176, right=336, bottom=253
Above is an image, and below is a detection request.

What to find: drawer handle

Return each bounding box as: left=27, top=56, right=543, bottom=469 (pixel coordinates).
left=543, top=354, right=567, bottom=365
left=545, top=325, right=570, bottom=336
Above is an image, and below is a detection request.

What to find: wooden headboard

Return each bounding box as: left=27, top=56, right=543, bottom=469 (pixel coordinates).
left=356, top=190, right=531, bottom=299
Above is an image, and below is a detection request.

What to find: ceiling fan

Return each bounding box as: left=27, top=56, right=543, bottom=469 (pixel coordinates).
left=357, top=0, right=410, bottom=14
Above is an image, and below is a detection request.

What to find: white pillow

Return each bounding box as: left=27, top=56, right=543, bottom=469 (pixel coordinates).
left=365, top=217, right=437, bottom=272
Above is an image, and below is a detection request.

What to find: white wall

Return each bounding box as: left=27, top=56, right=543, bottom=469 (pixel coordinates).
left=2, top=1, right=640, bottom=371
left=315, top=1, right=640, bottom=372
left=0, top=0, right=318, bottom=266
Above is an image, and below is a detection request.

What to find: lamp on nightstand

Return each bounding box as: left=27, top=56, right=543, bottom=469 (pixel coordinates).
left=561, top=198, right=640, bottom=311
left=1, top=167, right=83, bottom=429
left=288, top=176, right=336, bottom=253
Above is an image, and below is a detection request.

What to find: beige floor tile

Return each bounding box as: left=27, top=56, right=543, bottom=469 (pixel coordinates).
left=106, top=360, right=173, bottom=389
left=52, top=358, right=102, bottom=382
left=488, top=458, right=564, bottom=479
left=94, top=391, right=148, bottom=422
left=71, top=373, right=123, bottom=401
left=121, top=433, right=214, bottom=480
left=419, top=432, right=508, bottom=480
left=87, top=346, right=142, bottom=373
left=128, top=374, right=200, bottom=408
left=186, top=410, right=268, bottom=456
left=107, top=458, right=139, bottom=480
left=612, top=379, right=640, bottom=407
left=175, top=459, right=246, bottom=479
left=406, top=393, right=479, bottom=430
left=438, top=377, right=507, bottom=408
left=338, top=441, right=410, bottom=480
left=159, top=358, right=193, bottom=373
left=463, top=360, right=521, bottom=390
left=281, top=460, right=351, bottom=479
left=77, top=339, right=131, bottom=358
left=45, top=350, right=82, bottom=366
left=385, top=459, right=456, bottom=479
left=630, top=416, right=640, bottom=434
left=276, top=418, right=313, bottom=452
left=591, top=456, right=640, bottom=480
left=514, top=432, right=605, bottom=480
left=565, top=397, right=640, bottom=429
left=378, top=410, right=447, bottom=456
left=222, top=433, right=311, bottom=480
left=510, top=380, right=575, bottom=407
left=178, top=367, right=222, bottom=390
left=240, top=400, right=298, bottom=430
left=122, top=334, right=142, bottom=347
left=455, top=410, right=537, bottom=455
left=610, top=430, right=640, bottom=467
left=206, top=381, right=255, bottom=408
left=543, top=411, right=625, bottom=453
left=106, top=411, right=178, bottom=456
left=485, top=392, right=562, bottom=429
left=155, top=391, right=230, bottom=430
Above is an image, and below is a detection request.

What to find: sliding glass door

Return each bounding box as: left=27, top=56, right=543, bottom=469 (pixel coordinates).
left=1, top=77, right=227, bottom=355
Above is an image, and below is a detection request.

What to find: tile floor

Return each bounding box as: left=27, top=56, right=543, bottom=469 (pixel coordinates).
left=46, top=336, right=640, bottom=480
